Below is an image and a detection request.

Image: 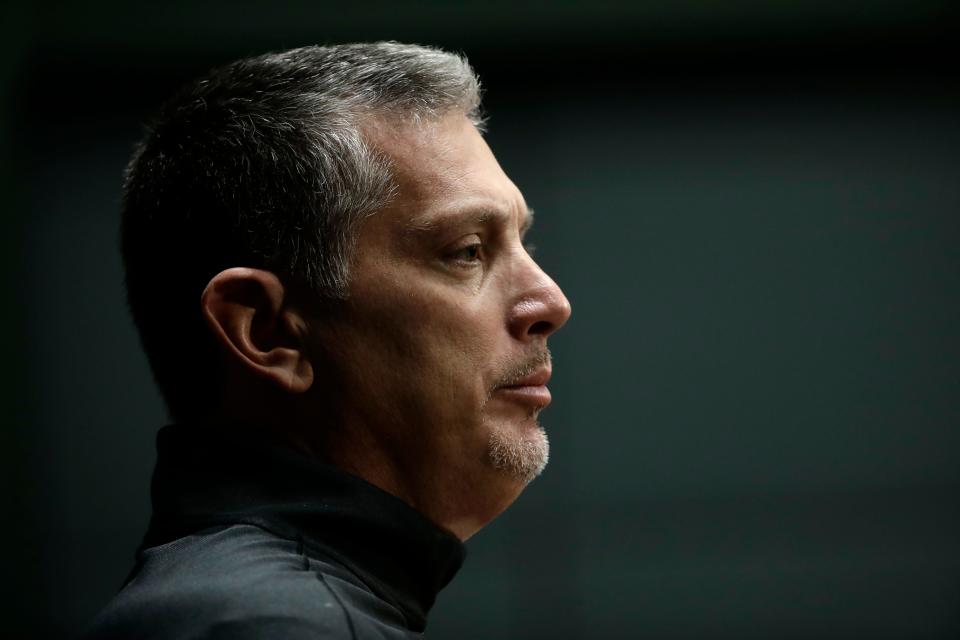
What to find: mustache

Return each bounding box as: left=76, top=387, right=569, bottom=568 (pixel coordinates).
left=491, top=348, right=552, bottom=390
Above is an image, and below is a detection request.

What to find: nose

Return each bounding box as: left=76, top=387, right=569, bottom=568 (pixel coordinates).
left=508, top=257, right=572, bottom=341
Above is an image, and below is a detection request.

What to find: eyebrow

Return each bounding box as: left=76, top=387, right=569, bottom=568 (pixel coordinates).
left=404, top=205, right=535, bottom=237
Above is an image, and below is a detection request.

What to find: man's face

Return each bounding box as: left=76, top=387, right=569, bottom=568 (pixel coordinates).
left=308, top=112, right=570, bottom=532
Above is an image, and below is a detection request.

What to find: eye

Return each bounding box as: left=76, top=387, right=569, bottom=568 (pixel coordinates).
left=448, top=241, right=484, bottom=266
left=441, top=232, right=486, bottom=271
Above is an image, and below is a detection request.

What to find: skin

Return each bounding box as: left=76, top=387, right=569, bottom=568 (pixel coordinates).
left=202, top=111, right=571, bottom=540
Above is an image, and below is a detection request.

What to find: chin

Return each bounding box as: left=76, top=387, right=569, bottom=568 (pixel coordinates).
left=486, top=422, right=549, bottom=485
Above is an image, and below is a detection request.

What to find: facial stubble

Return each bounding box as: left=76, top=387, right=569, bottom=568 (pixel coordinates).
left=484, top=349, right=552, bottom=484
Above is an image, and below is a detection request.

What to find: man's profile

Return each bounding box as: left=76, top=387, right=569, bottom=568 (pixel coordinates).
left=85, top=42, right=570, bottom=639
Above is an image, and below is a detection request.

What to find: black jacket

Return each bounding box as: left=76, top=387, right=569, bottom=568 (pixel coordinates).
left=83, top=424, right=466, bottom=639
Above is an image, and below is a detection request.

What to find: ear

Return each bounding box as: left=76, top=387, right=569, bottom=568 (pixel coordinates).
left=200, top=268, right=313, bottom=394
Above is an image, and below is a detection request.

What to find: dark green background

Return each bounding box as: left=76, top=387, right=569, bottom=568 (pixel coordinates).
left=3, top=2, right=958, bottom=638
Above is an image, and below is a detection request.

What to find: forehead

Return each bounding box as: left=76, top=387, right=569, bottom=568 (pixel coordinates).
left=363, top=112, right=529, bottom=232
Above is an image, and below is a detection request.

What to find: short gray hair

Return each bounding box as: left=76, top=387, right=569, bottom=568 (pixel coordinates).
left=122, top=42, right=484, bottom=419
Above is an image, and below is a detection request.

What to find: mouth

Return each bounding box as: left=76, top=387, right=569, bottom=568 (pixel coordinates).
left=492, top=367, right=553, bottom=409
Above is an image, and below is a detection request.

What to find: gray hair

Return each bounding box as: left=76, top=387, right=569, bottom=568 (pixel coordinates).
left=122, top=42, right=484, bottom=419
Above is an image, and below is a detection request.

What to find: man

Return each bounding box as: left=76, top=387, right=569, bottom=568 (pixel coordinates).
left=85, top=42, right=570, bottom=639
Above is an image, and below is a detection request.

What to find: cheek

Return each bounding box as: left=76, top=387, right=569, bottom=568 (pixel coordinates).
left=341, top=283, right=496, bottom=418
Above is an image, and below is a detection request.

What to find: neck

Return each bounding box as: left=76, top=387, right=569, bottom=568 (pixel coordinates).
left=310, top=418, right=525, bottom=541
left=212, top=394, right=522, bottom=541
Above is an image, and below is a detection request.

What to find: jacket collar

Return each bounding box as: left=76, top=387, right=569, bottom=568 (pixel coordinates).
left=143, top=423, right=466, bottom=631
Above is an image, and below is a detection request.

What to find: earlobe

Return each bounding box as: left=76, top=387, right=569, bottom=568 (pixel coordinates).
left=201, top=268, right=314, bottom=394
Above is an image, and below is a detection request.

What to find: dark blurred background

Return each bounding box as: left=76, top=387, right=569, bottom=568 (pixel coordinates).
left=2, top=1, right=959, bottom=638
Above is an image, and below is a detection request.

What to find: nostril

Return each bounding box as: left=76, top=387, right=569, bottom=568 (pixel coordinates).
left=528, top=320, right=553, bottom=336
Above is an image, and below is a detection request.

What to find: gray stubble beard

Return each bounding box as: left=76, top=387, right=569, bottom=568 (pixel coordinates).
left=487, top=415, right=550, bottom=484
left=484, top=349, right=554, bottom=483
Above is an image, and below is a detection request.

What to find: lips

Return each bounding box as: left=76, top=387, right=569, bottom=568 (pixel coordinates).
left=503, top=367, right=552, bottom=388
left=494, top=367, right=553, bottom=408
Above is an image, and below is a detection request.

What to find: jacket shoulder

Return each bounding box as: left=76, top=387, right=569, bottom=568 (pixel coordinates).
left=83, top=524, right=353, bottom=640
